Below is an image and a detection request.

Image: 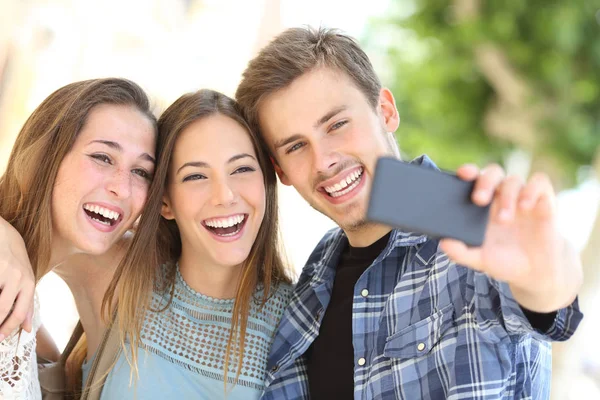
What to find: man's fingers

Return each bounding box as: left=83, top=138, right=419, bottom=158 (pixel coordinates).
left=439, top=239, right=484, bottom=271
left=456, top=164, right=480, bottom=181
left=471, top=164, right=505, bottom=206
left=493, top=175, right=524, bottom=223
left=518, top=173, right=555, bottom=218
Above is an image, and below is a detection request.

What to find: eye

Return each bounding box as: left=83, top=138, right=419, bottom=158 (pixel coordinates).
left=183, top=174, right=206, bottom=182
left=330, top=120, right=348, bottom=131
left=285, top=142, right=305, bottom=154
left=90, top=153, right=113, bottom=164
left=132, top=168, right=152, bottom=181
left=233, top=166, right=256, bottom=174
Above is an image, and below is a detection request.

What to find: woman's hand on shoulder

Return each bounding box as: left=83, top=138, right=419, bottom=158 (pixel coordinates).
left=0, top=217, right=35, bottom=339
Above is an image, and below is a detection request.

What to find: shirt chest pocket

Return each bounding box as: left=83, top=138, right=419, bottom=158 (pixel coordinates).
left=383, top=304, right=455, bottom=360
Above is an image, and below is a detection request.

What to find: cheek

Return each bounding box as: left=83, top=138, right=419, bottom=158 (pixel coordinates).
left=282, top=160, right=311, bottom=188
left=244, top=177, right=267, bottom=217
left=171, top=185, right=208, bottom=219
left=53, top=157, right=83, bottom=208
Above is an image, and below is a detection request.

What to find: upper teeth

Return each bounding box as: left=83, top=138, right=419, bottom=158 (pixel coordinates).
left=83, top=204, right=120, bottom=220
left=205, top=214, right=245, bottom=228
left=324, top=169, right=363, bottom=194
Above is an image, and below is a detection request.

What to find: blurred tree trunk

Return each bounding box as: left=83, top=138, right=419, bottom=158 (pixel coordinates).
left=453, top=0, right=571, bottom=188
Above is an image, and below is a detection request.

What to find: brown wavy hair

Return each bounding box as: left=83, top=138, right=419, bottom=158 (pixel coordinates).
left=103, top=89, right=291, bottom=387
left=0, top=78, right=157, bottom=282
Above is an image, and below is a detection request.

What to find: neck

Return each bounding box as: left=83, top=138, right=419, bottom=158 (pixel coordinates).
left=48, top=236, right=76, bottom=270
left=178, top=247, right=243, bottom=299
left=52, top=243, right=125, bottom=358
left=345, top=223, right=392, bottom=248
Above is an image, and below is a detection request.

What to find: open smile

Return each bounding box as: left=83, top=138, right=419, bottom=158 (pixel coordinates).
left=82, top=203, right=124, bottom=232
left=202, top=213, right=248, bottom=242
left=318, top=166, right=365, bottom=204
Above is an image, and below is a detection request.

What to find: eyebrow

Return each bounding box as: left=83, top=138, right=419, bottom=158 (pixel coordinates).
left=314, top=105, right=348, bottom=129
left=88, top=140, right=156, bottom=164
left=272, top=105, right=348, bottom=152
left=176, top=153, right=257, bottom=175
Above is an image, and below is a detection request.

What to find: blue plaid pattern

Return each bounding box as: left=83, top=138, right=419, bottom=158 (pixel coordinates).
left=261, top=157, right=583, bottom=400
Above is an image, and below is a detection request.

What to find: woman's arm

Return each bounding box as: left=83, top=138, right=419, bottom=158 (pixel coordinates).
left=35, top=324, right=60, bottom=362
left=0, top=216, right=35, bottom=340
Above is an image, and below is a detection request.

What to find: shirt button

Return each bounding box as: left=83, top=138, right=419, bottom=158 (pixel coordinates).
left=361, top=289, right=369, bottom=298
left=417, top=343, right=426, bottom=352
left=270, top=364, right=279, bottom=373
left=357, top=357, right=366, bottom=366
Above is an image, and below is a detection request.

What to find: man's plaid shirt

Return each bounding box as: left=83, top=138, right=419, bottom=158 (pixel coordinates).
left=261, top=158, right=583, bottom=400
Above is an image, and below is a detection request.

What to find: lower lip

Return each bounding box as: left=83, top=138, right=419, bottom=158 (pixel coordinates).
left=83, top=210, right=120, bottom=233
left=321, top=172, right=367, bottom=205
left=203, top=218, right=248, bottom=243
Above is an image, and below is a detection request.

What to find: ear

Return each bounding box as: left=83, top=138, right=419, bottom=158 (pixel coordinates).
left=161, top=194, right=176, bottom=220
left=378, top=88, right=400, bottom=133
left=273, top=161, right=292, bottom=186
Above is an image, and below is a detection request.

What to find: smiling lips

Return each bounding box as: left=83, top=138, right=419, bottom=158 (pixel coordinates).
left=322, top=167, right=364, bottom=198
left=83, top=203, right=122, bottom=227
left=203, top=214, right=247, bottom=237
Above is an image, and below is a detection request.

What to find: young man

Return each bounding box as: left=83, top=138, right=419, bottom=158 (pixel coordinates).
left=236, top=27, right=583, bottom=399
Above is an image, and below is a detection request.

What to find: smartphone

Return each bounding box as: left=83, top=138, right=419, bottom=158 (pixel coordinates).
left=366, top=157, right=490, bottom=247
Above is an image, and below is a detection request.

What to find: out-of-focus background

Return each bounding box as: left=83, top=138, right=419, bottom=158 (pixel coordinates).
left=0, top=0, right=598, bottom=398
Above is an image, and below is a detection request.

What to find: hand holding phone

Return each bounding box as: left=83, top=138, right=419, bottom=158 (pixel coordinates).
left=366, top=157, right=489, bottom=246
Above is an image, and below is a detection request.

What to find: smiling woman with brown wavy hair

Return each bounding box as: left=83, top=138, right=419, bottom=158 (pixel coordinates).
left=93, top=89, right=293, bottom=399
left=0, top=77, right=157, bottom=399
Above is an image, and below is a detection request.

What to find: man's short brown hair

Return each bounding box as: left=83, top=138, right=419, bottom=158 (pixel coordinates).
left=236, top=26, right=382, bottom=134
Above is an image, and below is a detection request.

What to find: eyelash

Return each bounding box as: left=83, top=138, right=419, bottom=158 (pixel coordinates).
left=284, top=120, right=349, bottom=155
left=182, top=166, right=255, bottom=182
left=330, top=120, right=348, bottom=131
left=285, top=142, right=305, bottom=155
left=89, top=154, right=152, bottom=181
left=234, top=166, right=255, bottom=174
left=183, top=174, right=206, bottom=182
left=91, top=153, right=112, bottom=164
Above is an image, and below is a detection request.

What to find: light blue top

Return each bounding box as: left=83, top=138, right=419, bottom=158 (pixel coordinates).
left=82, top=265, right=293, bottom=399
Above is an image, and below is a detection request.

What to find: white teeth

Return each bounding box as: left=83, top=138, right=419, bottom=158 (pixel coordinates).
left=205, top=214, right=245, bottom=228
left=84, top=204, right=121, bottom=221
left=91, top=217, right=111, bottom=226
left=324, top=168, right=364, bottom=194
left=330, top=178, right=361, bottom=198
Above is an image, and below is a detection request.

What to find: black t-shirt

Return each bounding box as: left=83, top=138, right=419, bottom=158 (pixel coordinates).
left=306, top=232, right=391, bottom=400
left=305, top=232, right=557, bottom=399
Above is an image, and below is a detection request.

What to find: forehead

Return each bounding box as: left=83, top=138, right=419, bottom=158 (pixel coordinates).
left=257, top=67, right=369, bottom=143
left=172, top=114, right=256, bottom=163
left=77, top=104, right=155, bottom=152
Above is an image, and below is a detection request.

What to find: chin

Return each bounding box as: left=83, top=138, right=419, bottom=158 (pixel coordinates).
left=335, top=213, right=369, bottom=232
left=215, top=251, right=252, bottom=268
left=74, top=237, right=114, bottom=256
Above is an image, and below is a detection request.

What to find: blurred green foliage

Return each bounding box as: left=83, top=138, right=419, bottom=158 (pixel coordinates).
left=368, top=0, right=600, bottom=184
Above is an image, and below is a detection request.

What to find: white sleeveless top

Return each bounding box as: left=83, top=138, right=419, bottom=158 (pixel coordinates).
left=0, top=293, right=42, bottom=400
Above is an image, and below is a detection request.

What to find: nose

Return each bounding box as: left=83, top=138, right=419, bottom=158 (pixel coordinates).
left=312, top=142, right=339, bottom=174
left=211, top=177, right=237, bottom=207
left=106, top=168, right=132, bottom=199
